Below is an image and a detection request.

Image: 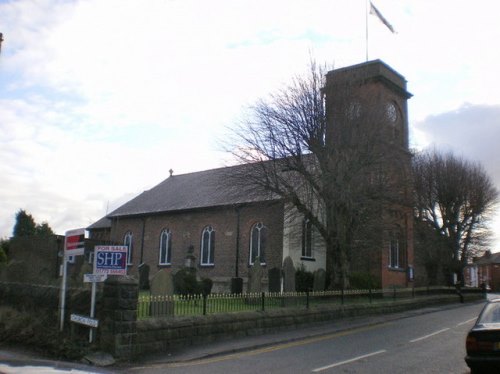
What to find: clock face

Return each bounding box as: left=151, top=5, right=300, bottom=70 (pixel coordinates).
left=386, top=102, right=399, bottom=124
left=346, top=101, right=362, bottom=120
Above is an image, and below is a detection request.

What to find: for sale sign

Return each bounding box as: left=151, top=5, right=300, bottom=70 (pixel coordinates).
left=64, top=228, right=86, bottom=256
left=94, top=246, right=128, bottom=275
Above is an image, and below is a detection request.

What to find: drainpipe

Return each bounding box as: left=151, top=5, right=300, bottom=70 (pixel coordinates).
left=235, top=206, right=241, bottom=278
left=139, top=217, right=146, bottom=264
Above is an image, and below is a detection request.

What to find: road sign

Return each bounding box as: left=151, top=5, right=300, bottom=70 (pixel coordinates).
left=70, top=313, right=99, bottom=328
left=83, top=273, right=108, bottom=283
left=94, top=246, right=128, bottom=275
left=64, top=228, right=85, bottom=256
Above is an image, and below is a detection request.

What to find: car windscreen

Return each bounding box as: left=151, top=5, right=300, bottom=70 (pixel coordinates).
left=477, top=302, right=500, bottom=324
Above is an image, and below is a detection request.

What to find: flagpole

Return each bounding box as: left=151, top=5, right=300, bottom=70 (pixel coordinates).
left=365, top=0, right=369, bottom=61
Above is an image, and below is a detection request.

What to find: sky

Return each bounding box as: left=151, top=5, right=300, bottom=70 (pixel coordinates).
left=1, top=0, right=500, bottom=249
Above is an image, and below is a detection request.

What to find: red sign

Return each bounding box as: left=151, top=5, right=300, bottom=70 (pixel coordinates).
left=65, top=228, right=86, bottom=256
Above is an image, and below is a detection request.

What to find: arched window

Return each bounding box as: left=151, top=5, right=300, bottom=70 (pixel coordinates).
left=159, top=228, right=172, bottom=265
left=249, top=222, right=267, bottom=265
left=302, top=219, right=313, bottom=259
left=124, top=231, right=133, bottom=265
left=200, top=226, right=215, bottom=266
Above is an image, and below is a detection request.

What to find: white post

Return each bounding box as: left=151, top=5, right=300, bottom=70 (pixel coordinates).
left=89, top=280, right=97, bottom=343
left=59, top=254, right=68, bottom=331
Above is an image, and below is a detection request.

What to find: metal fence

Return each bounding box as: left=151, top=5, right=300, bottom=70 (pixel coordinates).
left=137, top=286, right=483, bottom=319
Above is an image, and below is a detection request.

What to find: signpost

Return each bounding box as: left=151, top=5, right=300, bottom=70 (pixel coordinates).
left=83, top=273, right=107, bottom=283
left=70, top=314, right=99, bottom=328
left=61, top=243, right=128, bottom=343
left=87, top=245, right=128, bottom=343
left=64, top=228, right=86, bottom=256
left=59, top=228, right=86, bottom=332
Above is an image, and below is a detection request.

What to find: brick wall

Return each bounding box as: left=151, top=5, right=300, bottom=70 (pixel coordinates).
left=110, top=201, right=284, bottom=292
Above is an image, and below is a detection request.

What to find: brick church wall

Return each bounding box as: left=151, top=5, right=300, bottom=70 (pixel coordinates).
left=110, top=201, right=284, bottom=292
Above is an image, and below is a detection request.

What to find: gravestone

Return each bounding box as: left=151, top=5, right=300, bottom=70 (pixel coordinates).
left=282, top=256, right=295, bottom=292
left=149, top=269, right=174, bottom=316
left=247, top=257, right=263, bottom=293
left=138, top=263, right=150, bottom=290
left=313, top=268, right=326, bottom=291
left=184, top=245, right=196, bottom=268
left=268, top=267, right=281, bottom=293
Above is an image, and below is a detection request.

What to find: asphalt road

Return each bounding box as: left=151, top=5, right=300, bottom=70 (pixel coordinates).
left=126, top=302, right=485, bottom=374
left=1, top=298, right=491, bottom=373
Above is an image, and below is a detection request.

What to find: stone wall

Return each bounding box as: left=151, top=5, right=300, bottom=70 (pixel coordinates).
left=100, top=276, right=139, bottom=358
left=132, top=293, right=483, bottom=358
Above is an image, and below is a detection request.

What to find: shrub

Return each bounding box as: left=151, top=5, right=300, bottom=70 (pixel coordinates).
left=173, top=268, right=213, bottom=296
left=0, top=247, right=6, bottom=264
left=349, top=271, right=381, bottom=289
left=200, top=277, right=213, bottom=295
left=295, top=264, right=314, bottom=292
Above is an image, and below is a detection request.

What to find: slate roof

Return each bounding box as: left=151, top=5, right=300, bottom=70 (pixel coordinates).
left=107, top=163, right=278, bottom=218
left=87, top=216, right=111, bottom=230
left=474, top=252, right=500, bottom=265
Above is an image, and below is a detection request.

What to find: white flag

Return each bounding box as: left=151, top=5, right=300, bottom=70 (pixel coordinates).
left=370, top=2, right=395, bottom=33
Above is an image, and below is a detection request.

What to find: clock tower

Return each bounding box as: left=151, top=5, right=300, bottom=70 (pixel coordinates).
left=323, top=60, right=414, bottom=288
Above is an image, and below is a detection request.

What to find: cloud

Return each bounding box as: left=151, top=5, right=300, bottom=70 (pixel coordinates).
left=414, top=103, right=500, bottom=248
left=1, top=0, right=500, bottom=247
left=415, top=104, right=500, bottom=182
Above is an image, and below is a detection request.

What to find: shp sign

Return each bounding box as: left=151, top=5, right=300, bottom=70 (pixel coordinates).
left=94, top=246, right=128, bottom=275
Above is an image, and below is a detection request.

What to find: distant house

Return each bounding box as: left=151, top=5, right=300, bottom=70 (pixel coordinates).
left=464, top=251, right=500, bottom=290
left=87, top=60, right=414, bottom=292
left=86, top=216, right=112, bottom=242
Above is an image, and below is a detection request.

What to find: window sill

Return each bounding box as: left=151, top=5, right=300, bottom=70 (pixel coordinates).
left=158, top=264, right=171, bottom=268
left=388, top=266, right=405, bottom=272
left=248, top=263, right=267, bottom=267
left=300, top=257, right=316, bottom=262
left=199, top=264, right=215, bottom=268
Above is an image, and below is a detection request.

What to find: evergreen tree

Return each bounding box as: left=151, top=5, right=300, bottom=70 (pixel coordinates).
left=12, top=209, right=37, bottom=237
left=36, top=222, right=55, bottom=236
left=12, top=209, right=55, bottom=237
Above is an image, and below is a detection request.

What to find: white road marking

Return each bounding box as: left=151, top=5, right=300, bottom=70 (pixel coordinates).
left=312, top=350, right=387, bottom=372
left=457, top=318, right=477, bottom=326
left=409, top=328, right=450, bottom=343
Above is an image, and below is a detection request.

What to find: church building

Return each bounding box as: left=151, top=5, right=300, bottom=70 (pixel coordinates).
left=88, top=59, right=414, bottom=292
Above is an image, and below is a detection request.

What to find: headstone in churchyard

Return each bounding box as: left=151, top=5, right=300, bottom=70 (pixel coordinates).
left=184, top=245, right=196, bottom=268
left=247, top=257, right=263, bottom=293
left=282, top=256, right=295, bottom=292
left=138, top=263, right=150, bottom=290
left=268, top=267, right=281, bottom=293
left=313, top=268, right=326, bottom=291
left=150, top=269, right=174, bottom=317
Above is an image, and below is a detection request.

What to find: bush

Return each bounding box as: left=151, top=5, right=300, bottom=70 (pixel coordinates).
left=0, top=306, right=92, bottom=360
left=349, top=271, right=381, bottom=289
left=295, top=264, right=314, bottom=292
left=0, top=247, right=6, bottom=264
left=173, top=268, right=213, bottom=296
left=200, top=277, right=213, bottom=295
left=0, top=239, right=8, bottom=263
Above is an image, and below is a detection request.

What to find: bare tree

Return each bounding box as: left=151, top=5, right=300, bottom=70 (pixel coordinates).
left=229, top=62, right=410, bottom=288
left=413, top=149, right=498, bottom=283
